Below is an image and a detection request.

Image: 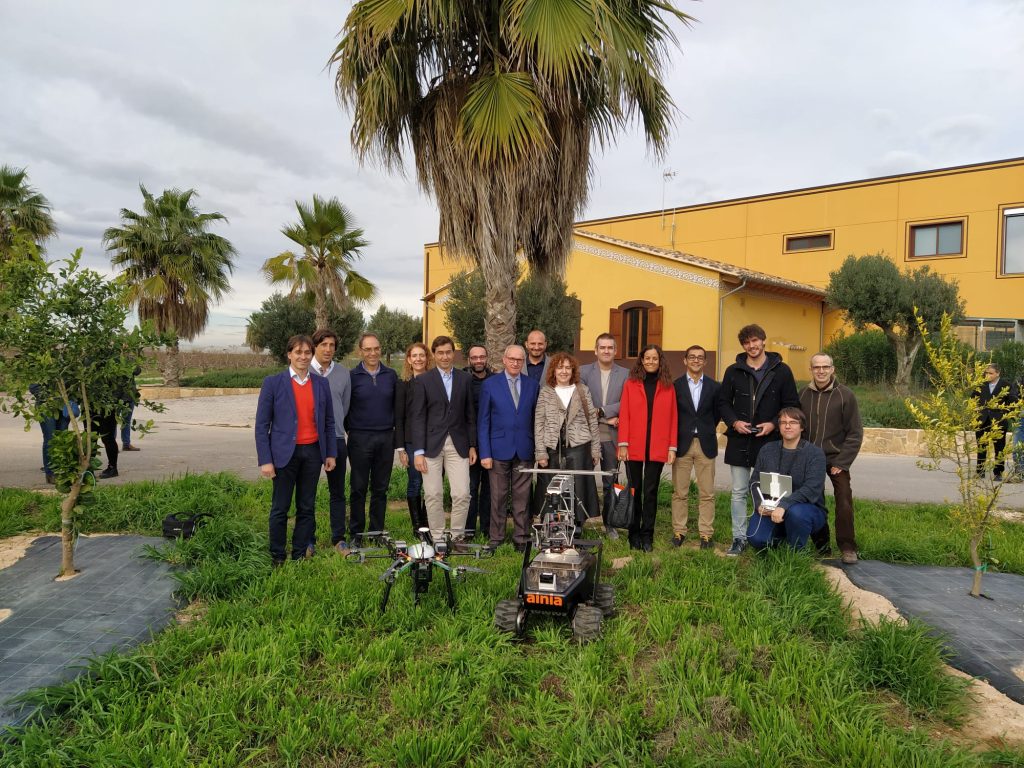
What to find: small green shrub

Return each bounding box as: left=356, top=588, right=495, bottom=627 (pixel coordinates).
left=826, top=330, right=896, bottom=385
left=180, top=367, right=277, bottom=388
left=860, top=397, right=918, bottom=429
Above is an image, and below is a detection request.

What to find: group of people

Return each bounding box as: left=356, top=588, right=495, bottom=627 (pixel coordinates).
left=254, top=323, right=875, bottom=567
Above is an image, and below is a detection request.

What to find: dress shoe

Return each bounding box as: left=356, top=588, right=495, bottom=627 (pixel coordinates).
left=641, top=542, right=653, bottom=552
left=99, top=466, right=118, bottom=479
left=840, top=550, right=859, bottom=565
left=122, top=444, right=141, bottom=452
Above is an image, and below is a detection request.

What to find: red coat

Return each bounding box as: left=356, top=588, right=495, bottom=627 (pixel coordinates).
left=617, top=377, right=678, bottom=463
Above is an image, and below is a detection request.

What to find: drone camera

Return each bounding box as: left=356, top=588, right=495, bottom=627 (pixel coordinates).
left=394, top=541, right=408, bottom=554
left=539, top=572, right=556, bottom=591
left=435, top=541, right=448, bottom=556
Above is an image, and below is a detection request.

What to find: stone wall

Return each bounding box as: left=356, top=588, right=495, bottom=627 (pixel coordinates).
left=139, top=386, right=262, bottom=399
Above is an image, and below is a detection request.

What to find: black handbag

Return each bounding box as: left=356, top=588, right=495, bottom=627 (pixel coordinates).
left=162, top=512, right=211, bottom=540
left=607, top=463, right=634, bottom=529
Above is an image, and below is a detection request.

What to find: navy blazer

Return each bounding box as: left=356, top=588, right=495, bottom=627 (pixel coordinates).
left=673, top=373, right=721, bottom=459
left=410, top=367, right=476, bottom=458
left=255, top=370, right=337, bottom=468
left=478, top=373, right=540, bottom=462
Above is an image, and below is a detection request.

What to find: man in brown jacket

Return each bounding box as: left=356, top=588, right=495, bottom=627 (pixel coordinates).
left=800, top=352, right=864, bottom=564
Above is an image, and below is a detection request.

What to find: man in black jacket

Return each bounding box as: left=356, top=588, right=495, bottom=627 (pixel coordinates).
left=412, top=336, right=478, bottom=541
left=716, top=324, right=800, bottom=556
left=464, top=344, right=494, bottom=539
left=671, top=345, right=720, bottom=550
left=975, top=363, right=1019, bottom=481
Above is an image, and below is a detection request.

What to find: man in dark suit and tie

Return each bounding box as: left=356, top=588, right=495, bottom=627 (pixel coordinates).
left=411, top=335, right=478, bottom=541
left=255, top=334, right=337, bottom=566
left=579, top=333, right=630, bottom=536
left=975, top=362, right=1019, bottom=481
left=478, top=344, right=540, bottom=550
left=671, top=345, right=721, bottom=549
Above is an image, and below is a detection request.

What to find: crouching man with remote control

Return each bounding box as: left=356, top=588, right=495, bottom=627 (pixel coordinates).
left=716, top=324, right=800, bottom=557
left=746, top=407, right=827, bottom=551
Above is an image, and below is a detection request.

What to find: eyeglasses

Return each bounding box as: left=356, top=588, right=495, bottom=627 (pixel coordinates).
left=778, top=420, right=802, bottom=427
left=810, top=365, right=833, bottom=371
left=505, top=357, right=525, bottom=364
left=686, top=355, right=705, bottom=361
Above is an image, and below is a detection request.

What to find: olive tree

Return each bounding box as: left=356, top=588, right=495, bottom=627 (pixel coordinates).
left=826, top=254, right=963, bottom=394
left=907, top=312, right=1024, bottom=598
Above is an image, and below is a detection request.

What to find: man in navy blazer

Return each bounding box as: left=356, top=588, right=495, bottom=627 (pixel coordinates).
left=411, top=336, right=477, bottom=541
left=255, top=335, right=337, bottom=565
left=478, top=344, right=540, bottom=550
left=671, top=345, right=720, bottom=549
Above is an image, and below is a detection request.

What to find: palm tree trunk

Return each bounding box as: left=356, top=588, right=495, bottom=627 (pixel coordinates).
left=480, top=256, right=517, bottom=368
left=164, top=339, right=182, bottom=386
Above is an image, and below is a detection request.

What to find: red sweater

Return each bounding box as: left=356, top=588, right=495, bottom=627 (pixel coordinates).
left=292, top=377, right=319, bottom=445
left=617, top=378, right=678, bottom=463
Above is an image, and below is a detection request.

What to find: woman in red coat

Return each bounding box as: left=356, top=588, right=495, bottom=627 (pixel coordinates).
left=617, top=344, right=678, bottom=550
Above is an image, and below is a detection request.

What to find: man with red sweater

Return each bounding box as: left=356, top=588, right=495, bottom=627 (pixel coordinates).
left=256, top=335, right=337, bottom=566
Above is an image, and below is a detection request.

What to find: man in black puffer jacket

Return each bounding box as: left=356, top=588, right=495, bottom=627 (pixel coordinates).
left=716, top=324, right=800, bottom=556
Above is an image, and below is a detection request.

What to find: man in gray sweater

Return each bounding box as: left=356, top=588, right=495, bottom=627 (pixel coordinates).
left=311, top=328, right=352, bottom=553
left=746, top=407, right=827, bottom=551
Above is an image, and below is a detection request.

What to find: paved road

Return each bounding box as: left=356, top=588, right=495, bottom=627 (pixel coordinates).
left=2, top=394, right=1023, bottom=508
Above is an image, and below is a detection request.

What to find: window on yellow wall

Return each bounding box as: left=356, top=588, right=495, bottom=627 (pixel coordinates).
left=909, top=221, right=964, bottom=258
left=784, top=232, right=832, bottom=252
left=1002, top=208, right=1024, bottom=275
left=610, top=302, right=663, bottom=359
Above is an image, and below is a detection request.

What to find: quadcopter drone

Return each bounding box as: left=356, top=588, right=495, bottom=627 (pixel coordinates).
left=346, top=527, right=492, bottom=612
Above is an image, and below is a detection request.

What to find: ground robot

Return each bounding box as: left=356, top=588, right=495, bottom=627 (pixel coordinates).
left=494, top=471, right=615, bottom=642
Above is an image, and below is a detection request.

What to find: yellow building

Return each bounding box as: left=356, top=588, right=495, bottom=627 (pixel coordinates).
left=423, top=157, right=1024, bottom=377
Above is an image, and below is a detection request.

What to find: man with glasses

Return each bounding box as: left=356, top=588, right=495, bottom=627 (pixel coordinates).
left=464, top=345, right=495, bottom=539
left=800, top=352, right=864, bottom=564
left=671, top=345, right=721, bottom=549
left=746, top=407, right=827, bottom=551
left=580, top=333, right=629, bottom=537
left=346, top=332, right=398, bottom=540
left=478, top=345, right=540, bottom=550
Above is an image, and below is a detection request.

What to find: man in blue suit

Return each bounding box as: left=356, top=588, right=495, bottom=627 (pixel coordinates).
left=478, top=344, right=540, bottom=550
left=255, top=334, right=337, bottom=566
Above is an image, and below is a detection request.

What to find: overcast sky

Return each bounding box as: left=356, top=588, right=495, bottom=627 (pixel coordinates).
left=3, top=0, right=1022, bottom=347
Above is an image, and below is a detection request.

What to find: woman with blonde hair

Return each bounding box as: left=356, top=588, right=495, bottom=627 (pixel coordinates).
left=394, top=341, right=433, bottom=531
left=534, top=352, right=601, bottom=523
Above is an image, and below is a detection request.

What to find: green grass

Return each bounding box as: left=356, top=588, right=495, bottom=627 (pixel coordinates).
left=2, top=475, right=1023, bottom=765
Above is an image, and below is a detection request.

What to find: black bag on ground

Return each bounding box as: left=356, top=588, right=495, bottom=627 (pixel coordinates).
left=162, top=512, right=211, bottom=540
left=607, top=463, right=634, bottom=529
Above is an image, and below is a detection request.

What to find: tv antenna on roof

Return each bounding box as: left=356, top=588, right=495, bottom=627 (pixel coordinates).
left=661, top=168, right=677, bottom=229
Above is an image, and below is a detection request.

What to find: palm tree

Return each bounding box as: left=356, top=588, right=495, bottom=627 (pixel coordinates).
left=261, top=195, right=376, bottom=330
left=103, top=186, right=236, bottom=385
left=0, top=165, right=57, bottom=257
left=331, top=1, right=691, bottom=359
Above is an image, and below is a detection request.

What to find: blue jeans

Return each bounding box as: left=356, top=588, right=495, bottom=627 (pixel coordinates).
left=729, top=465, right=754, bottom=541
left=404, top=442, right=423, bottom=498
left=325, top=436, right=349, bottom=545
left=121, top=405, right=134, bottom=446
left=746, top=502, right=826, bottom=551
